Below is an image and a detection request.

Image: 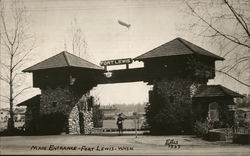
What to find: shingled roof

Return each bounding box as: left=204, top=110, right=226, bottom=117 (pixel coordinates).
left=134, top=37, right=224, bottom=61
left=23, top=51, right=103, bottom=72
left=193, top=85, right=244, bottom=98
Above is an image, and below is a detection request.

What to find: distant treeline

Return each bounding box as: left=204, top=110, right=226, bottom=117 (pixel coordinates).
left=106, top=103, right=146, bottom=113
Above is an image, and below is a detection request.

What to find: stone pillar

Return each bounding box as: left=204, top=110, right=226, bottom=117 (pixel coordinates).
left=38, top=86, right=82, bottom=134
left=146, top=77, right=203, bottom=134
left=80, top=110, right=93, bottom=134
left=68, top=105, right=80, bottom=134
left=68, top=93, right=94, bottom=134
left=78, top=93, right=94, bottom=134
left=40, top=86, right=81, bottom=115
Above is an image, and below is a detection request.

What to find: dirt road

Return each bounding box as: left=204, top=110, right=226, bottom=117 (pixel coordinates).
left=1, top=134, right=250, bottom=155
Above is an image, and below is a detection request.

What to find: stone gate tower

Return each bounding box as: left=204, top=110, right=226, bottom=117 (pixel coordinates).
left=23, top=51, right=104, bottom=134
left=133, top=38, right=224, bottom=134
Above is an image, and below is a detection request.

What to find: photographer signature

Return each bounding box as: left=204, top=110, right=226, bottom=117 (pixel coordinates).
left=165, top=139, right=181, bottom=149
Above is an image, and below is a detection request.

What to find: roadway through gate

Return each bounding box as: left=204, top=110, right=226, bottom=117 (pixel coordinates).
left=90, top=81, right=151, bottom=135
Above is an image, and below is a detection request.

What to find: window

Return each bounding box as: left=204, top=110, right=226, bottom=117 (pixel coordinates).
left=244, top=113, right=247, bottom=118
left=208, top=102, right=219, bottom=121
left=209, top=102, right=219, bottom=110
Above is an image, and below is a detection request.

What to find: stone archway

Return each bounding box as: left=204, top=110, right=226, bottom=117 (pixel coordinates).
left=22, top=38, right=226, bottom=135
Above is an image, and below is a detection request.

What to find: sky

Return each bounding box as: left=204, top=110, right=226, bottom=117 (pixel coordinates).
left=0, top=0, right=249, bottom=108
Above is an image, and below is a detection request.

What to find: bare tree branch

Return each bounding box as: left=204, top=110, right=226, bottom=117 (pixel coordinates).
left=0, top=11, right=13, bottom=46
left=185, top=1, right=250, bottom=49
left=12, top=50, right=31, bottom=71
left=0, top=94, right=10, bottom=100
left=13, top=86, right=32, bottom=100
left=67, top=18, right=88, bottom=58
left=216, top=70, right=250, bottom=87
left=223, top=0, right=250, bottom=38
left=223, top=44, right=239, bottom=57
left=0, top=74, right=10, bottom=84
left=12, top=72, right=26, bottom=81
left=0, top=99, right=9, bottom=103
left=1, top=35, right=12, bottom=53
left=183, top=0, right=250, bottom=87
left=226, top=58, right=250, bottom=72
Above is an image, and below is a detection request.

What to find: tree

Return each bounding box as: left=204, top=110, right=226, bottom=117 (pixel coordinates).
left=92, top=97, right=104, bottom=128
left=182, top=0, right=250, bottom=87
left=145, top=78, right=194, bottom=135
left=0, top=0, right=34, bottom=130
left=92, top=104, right=104, bottom=128
left=66, top=18, right=88, bottom=59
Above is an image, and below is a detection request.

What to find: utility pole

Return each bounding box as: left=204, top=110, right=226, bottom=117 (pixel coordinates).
left=133, top=112, right=137, bottom=138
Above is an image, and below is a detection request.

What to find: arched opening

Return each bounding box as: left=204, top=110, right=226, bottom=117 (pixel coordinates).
left=90, top=81, right=152, bottom=133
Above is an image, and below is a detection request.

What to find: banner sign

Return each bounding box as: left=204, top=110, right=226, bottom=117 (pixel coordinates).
left=100, top=58, right=133, bottom=66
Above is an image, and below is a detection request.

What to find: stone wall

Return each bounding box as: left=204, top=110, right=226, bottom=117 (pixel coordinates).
left=80, top=110, right=93, bottom=134
left=68, top=106, right=94, bottom=134
left=40, top=86, right=81, bottom=115
left=39, top=86, right=94, bottom=134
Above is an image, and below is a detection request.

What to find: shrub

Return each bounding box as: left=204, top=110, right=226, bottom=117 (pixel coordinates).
left=211, top=121, right=223, bottom=129
left=145, top=84, right=193, bottom=135
left=141, top=121, right=150, bottom=130
left=0, top=128, right=26, bottom=136
left=193, top=120, right=212, bottom=138
left=92, top=105, right=104, bottom=128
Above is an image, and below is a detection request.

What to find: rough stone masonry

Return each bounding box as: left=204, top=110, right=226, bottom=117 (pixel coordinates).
left=39, top=86, right=94, bottom=134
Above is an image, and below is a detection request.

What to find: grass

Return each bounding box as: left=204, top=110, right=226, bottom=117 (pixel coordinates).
left=103, top=119, right=144, bottom=129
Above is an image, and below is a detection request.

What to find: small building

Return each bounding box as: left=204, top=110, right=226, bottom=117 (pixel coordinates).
left=13, top=108, right=26, bottom=122
left=100, top=106, right=119, bottom=119
left=0, top=108, right=26, bottom=122
left=192, top=85, right=244, bottom=126
left=0, top=108, right=9, bottom=122
left=17, top=95, right=40, bottom=132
